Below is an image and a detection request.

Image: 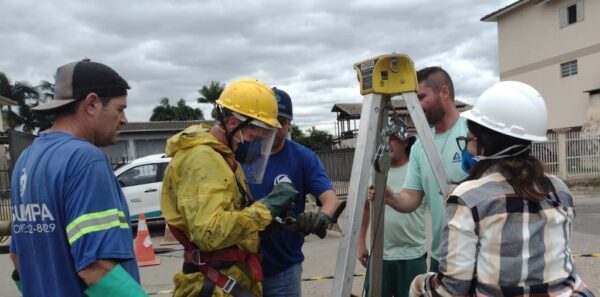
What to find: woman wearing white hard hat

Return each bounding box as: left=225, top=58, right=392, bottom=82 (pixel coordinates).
left=410, top=81, right=592, bottom=296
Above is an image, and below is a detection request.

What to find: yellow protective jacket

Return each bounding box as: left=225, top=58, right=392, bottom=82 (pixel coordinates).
left=160, top=124, right=272, bottom=297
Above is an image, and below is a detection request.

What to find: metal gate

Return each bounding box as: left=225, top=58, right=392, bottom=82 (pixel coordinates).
left=0, top=130, right=36, bottom=222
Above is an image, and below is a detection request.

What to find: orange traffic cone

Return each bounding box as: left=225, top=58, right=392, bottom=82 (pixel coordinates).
left=134, top=213, right=160, bottom=267
left=160, top=223, right=180, bottom=246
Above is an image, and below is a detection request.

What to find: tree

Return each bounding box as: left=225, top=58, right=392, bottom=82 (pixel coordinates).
left=197, top=81, right=225, bottom=104
left=34, top=80, right=56, bottom=132
left=290, top=124, right=305, bottom=143
left=150, top=98, right=175, bottom=121
left=197, top=81, right=225, bottom=120
left=290, top=124, right=335, bottom=151
left=174, top=98, right=203, bottom=120
left=39, top=80, right=55, bottom=103
left=0, top=72, right=47, bottom=133
left=303, top=127, right=335, bottom=151
left=149, top=97, right=204, bottom=121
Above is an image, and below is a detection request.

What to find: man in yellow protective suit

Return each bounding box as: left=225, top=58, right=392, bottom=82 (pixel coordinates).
left=161, top=78, right=299, bottom=297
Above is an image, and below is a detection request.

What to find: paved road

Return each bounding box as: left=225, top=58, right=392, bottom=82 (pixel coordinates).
left=565, top=187, right=600, bottom=293
left=0, top=189, right=599, bottom=296
left=135, top=224, right=367, bottom=296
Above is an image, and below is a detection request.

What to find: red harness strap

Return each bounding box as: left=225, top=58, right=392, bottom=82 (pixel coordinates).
left=167, top=224, right=263, bottom=294
left=183, top=247, right=263, bottom=282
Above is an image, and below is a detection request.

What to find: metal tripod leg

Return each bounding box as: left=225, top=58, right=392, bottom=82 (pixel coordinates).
left=335, top=53, right=452, bottom=296
left=331, top=94, right=388, bottom=297
left=367, top=95, right=389, bottom=297
left=331, top=92, right=451, bottom=297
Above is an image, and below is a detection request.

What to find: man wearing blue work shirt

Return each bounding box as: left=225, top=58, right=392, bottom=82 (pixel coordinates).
left=245, top=87, right=340, bottom=297
left=9, top=59, right=146, bottom=297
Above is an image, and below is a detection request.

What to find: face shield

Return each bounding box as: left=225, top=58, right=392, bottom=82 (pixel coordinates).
left=233, top=113, right=277, bottom=184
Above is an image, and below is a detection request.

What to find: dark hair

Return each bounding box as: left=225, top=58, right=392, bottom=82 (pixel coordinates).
left=464, top=120, right=547, bottom=202
left=390, top=135, right=416, bottom=158
left=215, top=105, right=233, bottom=123
left=54, top=94, right=114, bottom=116
left=417, top=66, right=455, bottom=101
left=214, top=105, right=243, bottom=147
left=404, top=135, right=416, bottom=157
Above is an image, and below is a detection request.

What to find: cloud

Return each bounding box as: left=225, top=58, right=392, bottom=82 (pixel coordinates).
left=0, top=0, right=514, bottom=134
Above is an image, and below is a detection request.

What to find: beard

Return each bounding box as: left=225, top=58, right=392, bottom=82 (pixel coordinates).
left=424, top=100, right=445, bottom=125
left=272, top=134, right=285, bottom=150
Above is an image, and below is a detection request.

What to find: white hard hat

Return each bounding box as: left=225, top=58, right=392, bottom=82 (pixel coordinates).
left=461, top=81, right=548, bottom=142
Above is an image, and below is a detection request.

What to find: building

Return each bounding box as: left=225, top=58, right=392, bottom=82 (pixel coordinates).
left=331, top=99, right=468, bottom=147
left=0, top=95, right=18, bottom=135
left=482, top=0, right=600, bottom=131
left=2, top=120, right=212, bottom=167
left=102, top=120, right=213, bottom=162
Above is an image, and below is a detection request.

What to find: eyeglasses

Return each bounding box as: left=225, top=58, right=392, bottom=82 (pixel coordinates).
left=456, top=136, right=477, bottom=152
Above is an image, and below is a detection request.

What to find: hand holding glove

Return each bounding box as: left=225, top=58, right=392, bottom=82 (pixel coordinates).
left=12, top=269, right=21, bottom=293
left=259, top=182, right=299, bottom=219
left=296, top=211, right=332, bottom=239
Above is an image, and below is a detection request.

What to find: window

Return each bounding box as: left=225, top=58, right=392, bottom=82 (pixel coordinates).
left=560, top=60, right=578, bottom=77
left=567, top=5, right=577, bottom=24
left=118, top=164, right=158, bottom=187
left=560, top=0, right=584, bottom=28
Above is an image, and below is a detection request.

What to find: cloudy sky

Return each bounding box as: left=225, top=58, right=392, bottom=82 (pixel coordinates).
left=0, top=0, right=514, bottom=134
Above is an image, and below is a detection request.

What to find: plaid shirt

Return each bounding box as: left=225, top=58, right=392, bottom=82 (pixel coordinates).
left=410, top=169, right=593, bottom=296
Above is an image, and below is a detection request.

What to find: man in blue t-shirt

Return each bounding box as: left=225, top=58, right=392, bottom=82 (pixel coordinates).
left=9, top=59, right=146, bottom=297
left=245, top=88, right=340, bottom=297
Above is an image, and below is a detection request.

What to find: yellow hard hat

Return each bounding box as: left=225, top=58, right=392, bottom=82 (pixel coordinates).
left=216, top=78, right=281, bottom=129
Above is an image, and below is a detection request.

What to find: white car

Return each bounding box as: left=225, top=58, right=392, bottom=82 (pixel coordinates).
left=114, top=154, right=171, bottom=221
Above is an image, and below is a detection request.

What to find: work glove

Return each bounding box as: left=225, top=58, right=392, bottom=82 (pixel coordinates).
left=262, top=201, right=296, bottom=234
left=12, top=269, right=21, bottom=293
left=296, top=211, right=332, bottom=239
left=259, top=182, right=299, bottom=219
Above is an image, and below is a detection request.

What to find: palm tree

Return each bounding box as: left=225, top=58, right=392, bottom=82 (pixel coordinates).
left=38, top=80, right=55, bottom=103
left=197, top=81, right=225, bottom=120
left=174, top=99, right=203, bottom=120
left=0, top=72, right=44, bottom=133
left=197, top=81, right=225, bottom=104
left=150, top=97, right=176, bottom=121
left=150, top=97, right=204, bottom=121
left=33, top=80, right=56, bottom=132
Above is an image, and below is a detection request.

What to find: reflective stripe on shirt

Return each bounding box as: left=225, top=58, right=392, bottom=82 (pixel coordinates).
left=66, top=209, right=129, bottom=244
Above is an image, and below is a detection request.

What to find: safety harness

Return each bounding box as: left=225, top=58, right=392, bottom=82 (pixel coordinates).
left=168, top=224, right=262, bottom=297
left=167, top=118, right=264, bottom=296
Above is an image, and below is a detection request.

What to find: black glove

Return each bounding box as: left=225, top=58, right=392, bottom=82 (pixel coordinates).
left=263, top=201, right=296, bottom=234
left=296, top=211, right=332, bottom=239
left=12, top=269, right=22, bottom=293
left=259, top=182, right=299, bottom=219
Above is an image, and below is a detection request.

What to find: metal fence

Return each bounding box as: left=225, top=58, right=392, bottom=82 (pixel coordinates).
left=564, top=130, right=600, bottom=179
left=0, top=151, right=133, bottom=222
left=0, top=161, right=10, bottom=222
left=532, top=130, right=600, bottom=180
left=0, top=130, right=36, bottom=222
left=318, top=130, right=600, bottom=197
left=316, top=148, right=354, bottom=198
left=531, top=132, right=559, bottom=175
